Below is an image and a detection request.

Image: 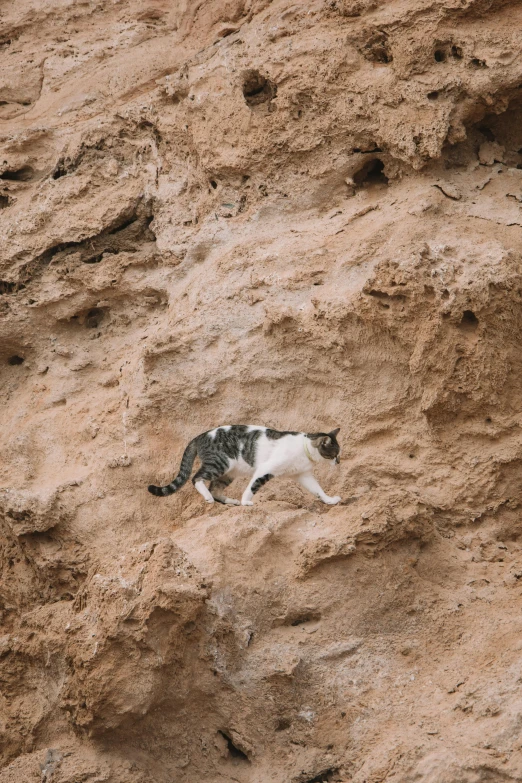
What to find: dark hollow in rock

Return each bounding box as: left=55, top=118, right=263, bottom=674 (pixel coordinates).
left=275, top=718, right=291, bottom=731
left=0, top=165, right=34, bottom=182
left=470, top=57, right=487, bottom=68
left=83, top=249, right=118, bottom=264
left=361, top=32, right=392, bottom=63
left=52, top=160, right=68, bottom=179
left=8, top=355, right=24, bottom=365
left=16, top=201, right=157, bottom=286
left=353, top=158, right=388, bottom=187
left=291, top=614, right=319, bottom=626
left=288, top=610, right=321, bottom=626
left=108, top=215, right=140, bottom=235
left=210, top=179, right=218, bottom=189
left=83, top=253, right=105, bottom=265
left=242, top=69, right=277, bottom=107
left=85, top=308, right=105, bottom=329
left=478, top=125, right=495, bottom=141
left=301, top=768, right=340, bottom=783
left=434, top=49, right=446, bottom=62
left=217, top=731, right=250, bottom=762
left=428, top=91, right=439, bottom=100
left=459, top=310, right=479, bottom=330
left=216, top=25, right=239, bottom=40
left=451, top=45, right=463, bottom=59
left=0, top=194, right=9, bottom=208
left=0, top=280, right=21, bottom=295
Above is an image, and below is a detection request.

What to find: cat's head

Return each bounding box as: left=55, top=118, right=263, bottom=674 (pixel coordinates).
left=311, top=428, right=341, bottom=463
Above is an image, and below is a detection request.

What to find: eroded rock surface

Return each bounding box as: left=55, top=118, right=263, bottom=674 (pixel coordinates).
left=2, top=1, right=522, bottom=781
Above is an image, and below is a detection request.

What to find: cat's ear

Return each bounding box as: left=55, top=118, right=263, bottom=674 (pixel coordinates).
left=322, top=436, right=332, bottom=446
left=329, top=427, right=340, bottom=439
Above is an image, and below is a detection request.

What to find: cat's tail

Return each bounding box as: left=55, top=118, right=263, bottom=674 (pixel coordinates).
left=148, top=438, right=198, bottom=497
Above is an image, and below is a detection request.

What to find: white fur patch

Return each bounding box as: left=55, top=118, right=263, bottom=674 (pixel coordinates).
left=194, top=479, right=214, bottom=503
left=209, top=426, right=231, bottom=439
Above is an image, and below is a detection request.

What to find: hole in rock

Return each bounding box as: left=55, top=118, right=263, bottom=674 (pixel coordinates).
left=108, top=215, right=139, bottom=235
left=275, top=718, right=291, bottom=731
left=0, top=165, right=34, bottom=182
left=52, top=160, right=68, bottom=179
left=210, top=179, right=218, bottom=189
left=8, top=355, right=24, bottom=365
left=216, top=26, right=239, bottom=40
left=459, top=310, right=479, bottom=330
left=83, top=253, right=104, bottom=265
left=0, top=195, right=9, bottom=208
left=0, top=280, right=21, bottom=295
left=477, top=125, right=495, bottom=141
left=83, top=249, right=118, bottom=264
left=85, top=308, right=105, bottom=328
left=470, top=58, right=487, bottom=68
left=362, top=32, right=392, bottom=63
left=242, top=69, right=277, bottom=107
left=428, top=91, right=439, bottom=100
left=434, top=49, right=446, bottom=62
left=289, top=611, right=321, bottom=626
left=353, top=158, right=388, bottom=187
left=303, top=768, right=340, bottom=783
left=486, top=417, right=492, bottom=423
left=451, top=45, right=463, bottom=59
left=217, top=731, right=250, bottom=762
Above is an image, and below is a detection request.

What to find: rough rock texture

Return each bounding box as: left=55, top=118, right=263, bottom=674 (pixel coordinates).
left=2, top=1, right=522, bottom=781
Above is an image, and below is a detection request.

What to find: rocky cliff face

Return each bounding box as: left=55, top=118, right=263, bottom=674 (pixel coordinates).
left=2, top=1, right=522, bottom=781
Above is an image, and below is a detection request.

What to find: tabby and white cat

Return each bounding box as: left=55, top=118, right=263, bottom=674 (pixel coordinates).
left=148, top=425, right=341, bottom=506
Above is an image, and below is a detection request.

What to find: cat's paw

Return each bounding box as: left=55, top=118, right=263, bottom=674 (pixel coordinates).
left=241, top=500, right=254, bottom=506
left=324, top=495, right=341, bottom=505
left=205, top=497, right=215, bottom=504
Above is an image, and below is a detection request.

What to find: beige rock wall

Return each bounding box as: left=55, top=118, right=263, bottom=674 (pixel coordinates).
left=2, top=1, right=522, bottom=781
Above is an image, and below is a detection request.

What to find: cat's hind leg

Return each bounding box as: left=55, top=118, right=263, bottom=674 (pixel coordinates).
left=209, top=476, right=240, bottom=506
left=241, top=470, right=274, bottom=506
left=193, top=479, right=214, bottom=503
left=297, top=472, right=341, bottom=505
left=192, top=461, right=229, bottom=504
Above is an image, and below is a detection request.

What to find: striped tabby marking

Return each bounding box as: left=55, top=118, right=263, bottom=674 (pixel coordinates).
left=251, top=473, right=274, bottom=494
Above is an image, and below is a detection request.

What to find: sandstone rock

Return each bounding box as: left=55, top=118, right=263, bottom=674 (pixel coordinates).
left=2, top=0, right=522, bottom=781
left=478, top=141, right=506, bottom=166
left=0, top=488, right=70, bottom=535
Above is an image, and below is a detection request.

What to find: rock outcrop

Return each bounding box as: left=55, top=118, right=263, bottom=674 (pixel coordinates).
left=2, top=0, right=522, bottom=780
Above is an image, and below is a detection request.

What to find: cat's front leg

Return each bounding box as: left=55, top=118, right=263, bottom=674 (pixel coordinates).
left=297, top=473, right=341, bottom=505
left=241, top=469, right=274, bottom=505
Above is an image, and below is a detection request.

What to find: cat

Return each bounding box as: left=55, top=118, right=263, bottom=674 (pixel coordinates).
left=148, top=425, right=341, bottom=506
